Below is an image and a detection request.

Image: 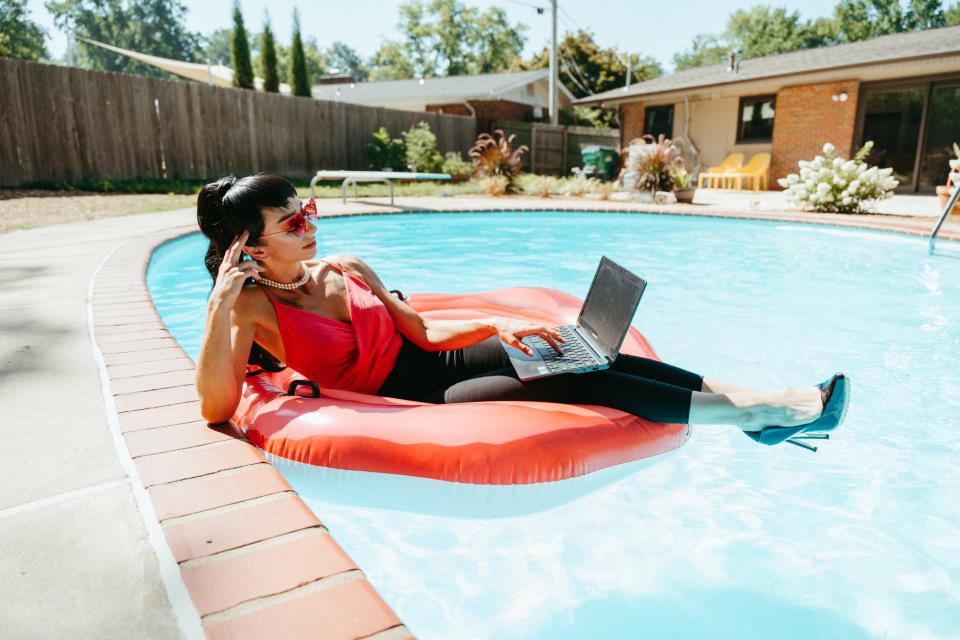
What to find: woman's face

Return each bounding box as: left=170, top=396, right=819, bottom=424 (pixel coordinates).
left=251, top=195, right=318, bottom=261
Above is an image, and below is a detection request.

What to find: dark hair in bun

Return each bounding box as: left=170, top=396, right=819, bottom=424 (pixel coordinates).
left=196, top=173, right=298, bottom=372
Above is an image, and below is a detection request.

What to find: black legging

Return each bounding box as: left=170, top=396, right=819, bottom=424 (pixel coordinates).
left=377, top=336, right=704, bottom=423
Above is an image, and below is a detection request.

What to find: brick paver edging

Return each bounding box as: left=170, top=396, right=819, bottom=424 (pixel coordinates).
left=89, top=205, right=956, bottom=639
left=90, top=227, right=412, bottom=640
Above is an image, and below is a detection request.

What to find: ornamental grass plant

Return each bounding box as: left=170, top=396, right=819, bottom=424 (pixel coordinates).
left=778, top=141, right=899, bottom=214
left=625, top=134, right=684, bottom=193
left=469, top=129, right=529, bottom=192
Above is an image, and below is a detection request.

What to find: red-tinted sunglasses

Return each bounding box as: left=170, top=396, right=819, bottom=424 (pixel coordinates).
left=261, top=198, right=318, bottom=238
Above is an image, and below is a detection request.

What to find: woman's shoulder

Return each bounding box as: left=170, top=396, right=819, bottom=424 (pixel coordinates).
left=307, top=254, right=360, bottom=267
left=319, top=254, right=375, bottom=278
left=236, top=283, right=272, bottom=322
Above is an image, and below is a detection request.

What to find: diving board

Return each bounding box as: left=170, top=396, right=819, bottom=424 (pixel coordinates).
left=310, top=170, right=452, bottom=205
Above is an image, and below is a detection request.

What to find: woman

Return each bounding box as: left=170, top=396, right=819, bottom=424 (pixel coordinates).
left=195, top=174, right=849, bottom=450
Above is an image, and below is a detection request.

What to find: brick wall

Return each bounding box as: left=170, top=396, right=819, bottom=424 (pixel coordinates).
left=427, top=100, right=534, bottom=134
left=426, top=103, right=474, bottom=117
left=472, top=100, right=535, bottom=133
left=770, top=80, right=860, bottom=187
left=620, top=102, right=645, bottom=148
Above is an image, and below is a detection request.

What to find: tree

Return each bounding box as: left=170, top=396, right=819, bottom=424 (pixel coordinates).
left=672, top=4, right=839, bottom=70
left=673, top=34, right=728, bottom=71
left=674, top=1, right=953, bottom=72
left=525, top=29, right=661, bottom=98
left=368, top=0, right=526, bottom=79
left=325, top=41, right=368, bottom=80
left=947, top=1, right=960, bottom=24
left=201, top=27, right=234, bottom=65
left=905, top=0, right=947, bottom=29
left=230, top=0, right=254, bottom=88
left=470, top=6, right=525, bottom=73
left=724, top=5, right=838, bottom=58
left=277, top=35, right=326, bottom=85
left=289, top=8, right=310, bottom=96
left=259, top=15, right=279, bottom=92
left=833, top=0, right=945, bottom=42
left=368, top=40, right=416, bottom=81
left=47, top=0, right=200, bottom=76
left=1, top=0, right=48, bottom=60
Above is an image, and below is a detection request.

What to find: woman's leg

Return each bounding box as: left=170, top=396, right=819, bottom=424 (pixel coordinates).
left=424, top=337, right=823, bottom=430
left=612, top=353, right=755, bottom=395
left=611, top=354, right=822, bottom=429
left=441, top=367, right=699, bottom=424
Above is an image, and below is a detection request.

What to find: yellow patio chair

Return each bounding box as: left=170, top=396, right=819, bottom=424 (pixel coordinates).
left=734, top=152, right=772, bottom=191
left=697, top=153, right=745, bottom=189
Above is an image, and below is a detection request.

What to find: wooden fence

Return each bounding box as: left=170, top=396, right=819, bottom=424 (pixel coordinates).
left=0, top=58, right=477, bottom=188
left=495, top=122, right=620, bottom=176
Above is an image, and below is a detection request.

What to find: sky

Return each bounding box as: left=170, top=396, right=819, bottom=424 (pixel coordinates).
left=27, top=0, right=841, bottom=73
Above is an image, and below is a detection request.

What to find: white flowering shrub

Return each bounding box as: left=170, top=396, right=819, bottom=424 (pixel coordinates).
left=778, top=141, right=899, bottom=214
left=950, top=142, right=960, bottom=185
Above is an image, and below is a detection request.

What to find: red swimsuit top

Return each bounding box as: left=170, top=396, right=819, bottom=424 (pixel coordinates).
left=258, top=260, right=404, bottom=394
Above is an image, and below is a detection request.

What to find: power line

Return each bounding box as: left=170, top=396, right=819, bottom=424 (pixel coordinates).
left=559, top=60, right=590, bottom=95
left=558, top=5, right=586, bottom=34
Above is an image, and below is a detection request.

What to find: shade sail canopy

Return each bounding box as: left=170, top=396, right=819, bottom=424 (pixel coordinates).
left=77, top=36, right=291, bottom=94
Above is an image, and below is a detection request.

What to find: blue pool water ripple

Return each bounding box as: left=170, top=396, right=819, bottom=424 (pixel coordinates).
left=148, top=211, right=960, bottom=640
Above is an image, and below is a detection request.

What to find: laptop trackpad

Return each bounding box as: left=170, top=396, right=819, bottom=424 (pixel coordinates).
left=500, top=339, right=540, bottom=361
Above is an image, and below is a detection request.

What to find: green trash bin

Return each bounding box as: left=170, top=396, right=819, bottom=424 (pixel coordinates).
left=580, top=145, right=620, bottom=180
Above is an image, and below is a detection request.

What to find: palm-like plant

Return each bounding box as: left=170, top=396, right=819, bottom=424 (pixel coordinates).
left=469, top=129, right=529, bottom=190
left=631, top=134, right=685, bottom=193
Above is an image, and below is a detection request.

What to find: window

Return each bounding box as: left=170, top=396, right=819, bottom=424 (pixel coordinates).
left=737, top=95, right=776, bottom=143
left=644, top=105, right=674, bottom=139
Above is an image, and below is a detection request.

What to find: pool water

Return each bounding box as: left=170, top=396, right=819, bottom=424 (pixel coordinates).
left=148, top=212, right=960, bottom=640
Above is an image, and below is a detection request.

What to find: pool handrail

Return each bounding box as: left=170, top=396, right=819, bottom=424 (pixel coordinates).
left=929, top=183, right=959, bottom=254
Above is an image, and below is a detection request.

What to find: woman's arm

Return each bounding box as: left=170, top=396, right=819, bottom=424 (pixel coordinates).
left=196, top=297, right=258, bottom=423
left=337, top=255, right=563, bottom=354
left=196, top=232, right=263, bottom=423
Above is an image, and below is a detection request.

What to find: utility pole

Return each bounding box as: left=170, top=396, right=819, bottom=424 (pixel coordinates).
left=549, top=0, right=558, bottom=125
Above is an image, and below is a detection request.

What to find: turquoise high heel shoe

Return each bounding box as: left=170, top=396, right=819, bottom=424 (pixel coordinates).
left=744, top=373, right=850, bottom=452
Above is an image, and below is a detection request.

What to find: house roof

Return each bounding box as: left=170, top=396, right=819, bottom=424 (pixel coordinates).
left=311, top=69, right=575, bottom=105
left=577, top=25, right=960, bottom=105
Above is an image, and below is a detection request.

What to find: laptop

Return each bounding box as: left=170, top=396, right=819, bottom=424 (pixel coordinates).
left=502, top=256, right=647, bottom=381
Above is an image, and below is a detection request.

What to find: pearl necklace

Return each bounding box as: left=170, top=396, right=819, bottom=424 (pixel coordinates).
left=258, top=264, right=310, bottom=290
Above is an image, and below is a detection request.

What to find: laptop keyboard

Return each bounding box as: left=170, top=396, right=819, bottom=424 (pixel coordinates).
left=525, top=326, right=600, bottom=373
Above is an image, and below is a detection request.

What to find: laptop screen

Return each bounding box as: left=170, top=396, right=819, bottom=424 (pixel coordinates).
left=578, top=257, right=647, bottom=357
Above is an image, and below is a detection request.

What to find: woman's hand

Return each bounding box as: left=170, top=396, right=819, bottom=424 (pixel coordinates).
left=494, top=317, right=565, bottom=356
left=210, top=231, right=264, bottom=311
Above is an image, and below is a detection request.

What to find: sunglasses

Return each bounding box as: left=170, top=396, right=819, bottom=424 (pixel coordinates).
left=261, top=198, right=318, bottom=238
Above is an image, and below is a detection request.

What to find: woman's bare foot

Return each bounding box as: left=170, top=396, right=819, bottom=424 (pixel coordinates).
left=735, top=387, right=824, bottom=432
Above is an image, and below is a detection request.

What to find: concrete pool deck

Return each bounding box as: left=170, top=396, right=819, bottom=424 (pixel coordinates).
left=0, top=195, right=956, bottom=639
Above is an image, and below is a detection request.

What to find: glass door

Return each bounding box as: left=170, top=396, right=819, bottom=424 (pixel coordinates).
left=918, top=82, right=960, bottom=191
left=860, top=87, right=925, bottom=191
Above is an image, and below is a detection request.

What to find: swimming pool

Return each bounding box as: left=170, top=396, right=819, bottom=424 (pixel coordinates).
left=148, top=211, right=960, bottom=639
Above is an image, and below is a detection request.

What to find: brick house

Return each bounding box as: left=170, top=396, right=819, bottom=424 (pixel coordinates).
left=311, top=69, right=574, bottom=134
left=575, top=25, right=960, bottom=193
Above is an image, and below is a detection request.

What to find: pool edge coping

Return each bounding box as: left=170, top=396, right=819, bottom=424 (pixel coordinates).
left=92, top=227, right=413, bottom=640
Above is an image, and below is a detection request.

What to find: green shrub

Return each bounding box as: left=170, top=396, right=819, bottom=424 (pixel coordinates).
left=514, top=174, right=604, bottom=198
left=559, top=175, right=600, bottom=196
left=441, top=151, right=473, bottom=182
left=367, top=127, right=407, bottom=171
left=402, top=122, right=443, bottom=173
left=477, top=175, right=509, bottom=196
left=515, top=174, right=560, bottom=197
